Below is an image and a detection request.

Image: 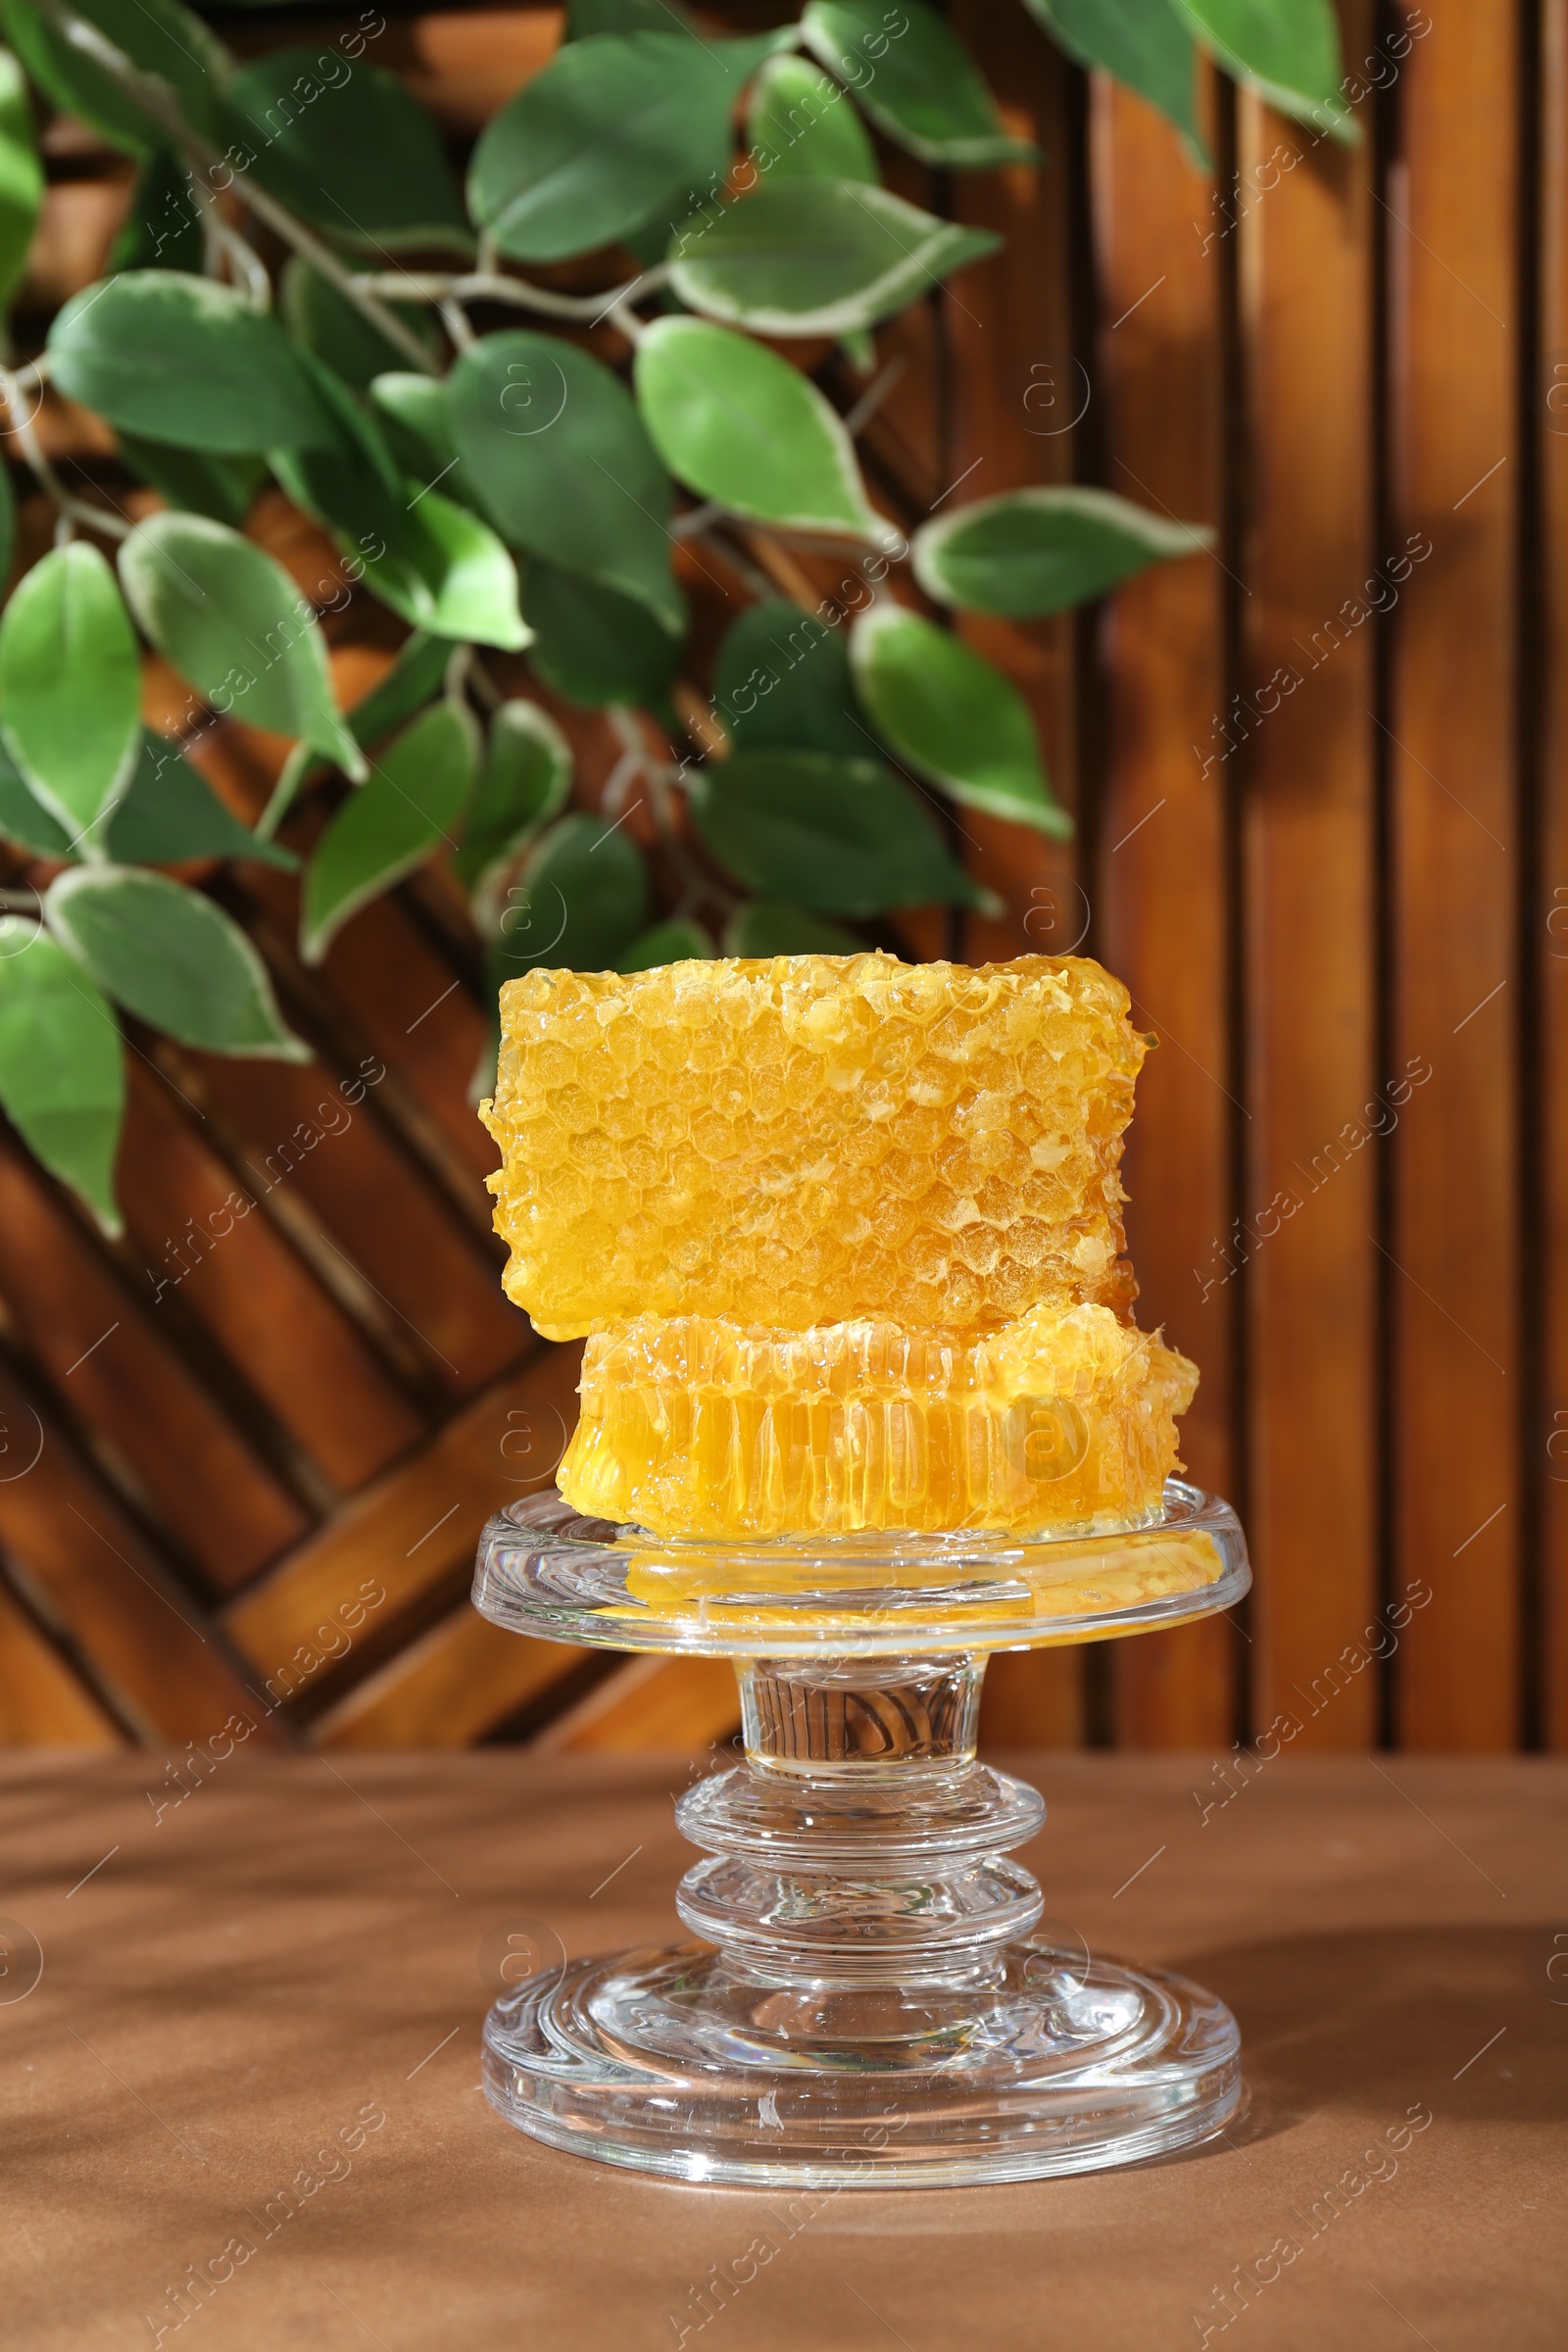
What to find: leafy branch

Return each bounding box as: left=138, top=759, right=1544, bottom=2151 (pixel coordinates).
left=0, top=0, right=1347, bottom=1241
left=29, top=0, right=436, bottom=369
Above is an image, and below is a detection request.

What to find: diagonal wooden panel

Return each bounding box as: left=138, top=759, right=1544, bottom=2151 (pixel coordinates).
left=312, top=1604, right=589, bottom=1748
left=0, top=1139, right=307, bottom=1589
left=179, top=1046, right=519, bottom=1399
left=222, top=1347, right=581, bottom=1678
left=1386, top=2, right=1520, bottom=1747
left=0, top=1573, right=123, bottom=1745
left=117, top=1063, right=425, bottom=1494
left=1236, top=24, right=1380, bottom=1748
left=1091, top=67, right=1238, bottom=1746
left=253, top=877, right=498, bottom=1190
left=534, top=1655, right=742, bottom=1754
left=0, top=1355, right=288, bottom=1745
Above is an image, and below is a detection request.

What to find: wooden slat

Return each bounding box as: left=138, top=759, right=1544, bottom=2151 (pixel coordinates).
left=536, top=1654, right=742, bottom=1753
left=935, top=8, right=1086, bottom=1750
left=1386, top=5, right=1520, bottom=1747
left=258, top=883, right=498, bottom=1190
left=0, top=1574, right=122, bottom=1745
left=395, top=6, right=558, bottom=134
left=1236, top=31, right=1379, bottom=1747
left=1090, top=69, right=1237, bottom=1745
left=222, top=1348, right=581, bottom=1673
left=313, top=1605, right=588, bottom=1747
left=117, top=1064, right=424, bottom=1494
left=1545, top=0, right=1568, bottom=1748
left=182, top=1049, right=520, bottom=1398
left=950, top=3, right=1084, bottom=824
left=0, top=1357, right=287, bottom=1744
left=0, top=1141, right=307, bottom=1589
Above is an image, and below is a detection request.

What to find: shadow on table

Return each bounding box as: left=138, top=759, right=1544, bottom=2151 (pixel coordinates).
left=1165, top=1920, right=1565, bottom=2148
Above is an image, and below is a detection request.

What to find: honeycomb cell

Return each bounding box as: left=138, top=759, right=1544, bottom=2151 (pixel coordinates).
left=482, top=953, right=1147, bottom=1341
left=557, top=1303, right=1198, bottom=1539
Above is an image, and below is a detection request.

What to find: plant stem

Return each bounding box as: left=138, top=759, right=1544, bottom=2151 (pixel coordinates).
left=348, top=266, right=668, bottom=324
left=605, top=705, right=735, bottom=916
left=0, top=368, right=131, bottom=539
left=29, top=0, right=438, bottom=374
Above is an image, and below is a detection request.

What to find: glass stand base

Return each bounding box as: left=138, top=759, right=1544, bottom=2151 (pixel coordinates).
left=482, top=1936, right=1242, bottom=2187
left=472, top=1493, right=1252, bottom=2188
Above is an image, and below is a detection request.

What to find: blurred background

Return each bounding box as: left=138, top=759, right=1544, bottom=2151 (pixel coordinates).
left=0, top=0, right=1557, bottom=1763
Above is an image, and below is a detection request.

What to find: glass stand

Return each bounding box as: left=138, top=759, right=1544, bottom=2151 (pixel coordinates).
left=472, top=1482, right=1250, bottom=2188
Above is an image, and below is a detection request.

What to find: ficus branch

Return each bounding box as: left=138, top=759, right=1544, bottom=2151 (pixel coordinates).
left=29, top=0, right=438, bottom=373
left=604, top=705, right=736, bottom=919
left=0, top=367, right=131, bottom=540
left=347, top=266, right=669, bottom=326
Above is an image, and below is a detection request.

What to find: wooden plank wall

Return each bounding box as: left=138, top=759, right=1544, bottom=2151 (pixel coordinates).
left=0, top=0, right=1554, bottom=1758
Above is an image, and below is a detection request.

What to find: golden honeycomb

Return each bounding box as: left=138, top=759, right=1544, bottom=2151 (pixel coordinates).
left=558, top=1302, right=1196, bottom=1539
left=481, top=953, right=1146, bottom=1342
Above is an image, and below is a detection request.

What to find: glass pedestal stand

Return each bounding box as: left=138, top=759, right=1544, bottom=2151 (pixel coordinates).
left=473, top=1480, right=1250, bottom=2188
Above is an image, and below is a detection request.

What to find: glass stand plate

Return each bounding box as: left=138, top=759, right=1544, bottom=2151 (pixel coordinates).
left=473, top=1483, right=1250, bottom=2187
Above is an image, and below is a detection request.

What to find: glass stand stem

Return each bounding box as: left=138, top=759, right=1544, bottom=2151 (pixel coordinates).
left=482, top=1647, right=1244, bottom=2185
left=677, top=1655, right=1047, bottom=1991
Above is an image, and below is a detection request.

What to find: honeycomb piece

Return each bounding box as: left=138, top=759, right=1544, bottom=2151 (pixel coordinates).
left=557, top=1303, right=1197, bottom=1539
left=482, top=953, right=1146, bottom=1340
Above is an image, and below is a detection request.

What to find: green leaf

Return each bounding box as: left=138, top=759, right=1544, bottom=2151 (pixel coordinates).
left=120, top=513, right=364, bottom=778
left=567, top=0, right=699, bottom=32
left=1022, top=0, right=1205, bottom=161
left=454, top=699, right=572, bottom=924
left=228, top=46, right=469, bottom=254
left=50, top=272, right=332, bottom=454
left=801, top=0, right=1036, bottom=169
left=118, top=435, right=264, bottom=528
left=105, top=730, right=297, bottom=868
left=670, top=180, right=999, bottom=338
left=0, top=0, right=229, bottom=159
left=0, top=438, right=13, bottom=588
left=620, top=171, right=728, bottom=269
left=1169, top=0, right=1355, bottom=141
left=44, top=865, right=308, bottom=1058
left=450, top=331, right=681, bottom=631
left=688, top=748, right=983, bottom=916
left=281, top=257, right=439, bottom=394
left=712, top=598, right=865, bottom=758
left=0, top=46, right=42, bottom=312
left=493, top=810, right=650, bottom=973
left=344, top=631, right=452, bottom=754
left=368, top=370, right=476, bottom=502
left=362, top=492, right=529, bottom=652
left=269, top=347, right=409, bottom=558
left=913, top=485, right=1212, bottom=617
left=301, top=700, right=478, bottom=963
left=616, top=915, right=714, bottom=971
left=0, top=544, right=141, bottom=845
left=0, top=919, right=123, bottom=1231
left=722, top=898, right=861, bottom=956
left=254, top=630, right=453, bottom=841
left=0, top=732, right=71, bottom=857
left=850, top=605, right=1071, bottom=838
left=110, top=145, right=202, bottom=274
left=272, top=356, right=522, bottom=650
left=746, top=51, right=878, bottom=183
left=522, top=559, right=683, bottom=711
left=468, top=29, right=777, bottom=264
left=637, top=318, right=891, bottom=546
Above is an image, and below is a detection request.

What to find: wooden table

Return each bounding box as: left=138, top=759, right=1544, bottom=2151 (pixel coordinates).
left=2, top=1754, right=1563, bottom=2350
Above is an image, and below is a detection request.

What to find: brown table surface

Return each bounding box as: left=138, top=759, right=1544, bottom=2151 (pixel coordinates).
left=2, top=1751, right=1564, bottom=2350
